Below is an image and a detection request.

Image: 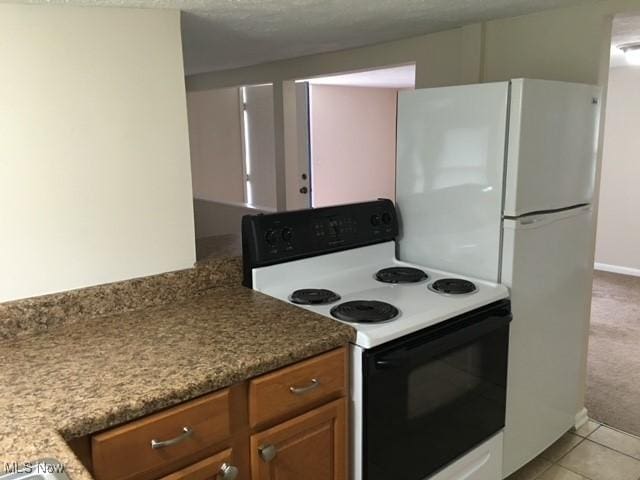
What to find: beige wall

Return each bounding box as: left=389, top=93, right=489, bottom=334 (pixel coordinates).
left=187, top=87, right=244, bottom=204
left=187, top=27, right=464, bottom=91
left=595, top=66, right=640, bottom=274
left=483, top=4, right=607, bottom=84
left=310, top=85, right=397, bottom=207
left=0, top=4, right=195, bottom=302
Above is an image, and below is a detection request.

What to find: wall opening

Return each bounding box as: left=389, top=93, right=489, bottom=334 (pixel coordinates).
left=296, top=64, right=416, bottom=208
left=186, top=83, right=276, bottom=260
left=588, top=11, right=640, bottom=438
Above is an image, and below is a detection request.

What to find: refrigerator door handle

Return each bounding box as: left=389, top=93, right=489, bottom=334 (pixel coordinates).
left=505, top=205, right=592, bottom=229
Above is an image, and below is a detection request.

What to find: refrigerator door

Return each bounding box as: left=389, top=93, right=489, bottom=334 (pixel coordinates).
left=396, top=82, right=509, bottom=281
left=504, top=79, right=601, bottom=217
left=501, top=205, right=594, bottom=477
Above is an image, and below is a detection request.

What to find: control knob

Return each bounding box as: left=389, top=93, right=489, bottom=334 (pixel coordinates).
left=282, top=227, right=293, bottom=243
left=265, top=229, right=278, bottom=246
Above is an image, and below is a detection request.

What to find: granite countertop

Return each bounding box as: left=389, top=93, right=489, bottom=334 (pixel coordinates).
left=0, top=285, right=355, bottom=480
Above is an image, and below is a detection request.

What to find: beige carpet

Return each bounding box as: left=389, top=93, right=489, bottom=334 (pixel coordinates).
left=586, top=270, right=640, bottom=437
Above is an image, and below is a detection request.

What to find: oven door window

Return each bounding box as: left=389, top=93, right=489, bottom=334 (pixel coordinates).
left=364, top=313, right=509, bottom=480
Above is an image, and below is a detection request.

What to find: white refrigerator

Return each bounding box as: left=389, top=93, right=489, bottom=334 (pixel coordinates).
left=395, top=79, right=601, bottom=477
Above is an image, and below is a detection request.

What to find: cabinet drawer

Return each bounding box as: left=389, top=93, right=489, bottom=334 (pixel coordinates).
left=92, top=389, right=231, bottom=480
left=249, top=347, right=347, bottom=427
left=158, top=449, right=234, bottom=480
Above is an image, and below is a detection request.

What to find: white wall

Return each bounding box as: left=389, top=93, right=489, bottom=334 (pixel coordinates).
left=595, top=66, right=640, bottom=275
left=187, top=87, right=244, bottom=204
left=310, top=85, right=397, bottom=207
left=0, top=4, right=195, bottom=302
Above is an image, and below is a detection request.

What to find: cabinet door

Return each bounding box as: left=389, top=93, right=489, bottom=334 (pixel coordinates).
left=159, top=449, right=237, bottom=480
left=250, top=398, right=346, bottom=480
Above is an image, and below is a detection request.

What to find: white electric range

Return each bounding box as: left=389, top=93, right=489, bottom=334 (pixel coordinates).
left=242, top=199, right=511, bottom=480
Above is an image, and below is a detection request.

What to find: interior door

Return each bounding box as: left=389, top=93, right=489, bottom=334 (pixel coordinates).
left=504, top=79, right=601, bottom=216
left=396, top=82, right=509, bottom=282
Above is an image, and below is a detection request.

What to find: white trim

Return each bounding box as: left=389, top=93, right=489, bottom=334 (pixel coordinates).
left=308, top=83, right=316, bottom=208
left=240, top=86, right=253, bottom=206
left=594, top=262, right=640, bottom=277
left=350, top=345, right=364, bottom=480
left=574, top=407, right=589, bottom=430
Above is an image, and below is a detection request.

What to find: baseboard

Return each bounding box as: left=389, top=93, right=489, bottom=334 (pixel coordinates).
left=574, top=407, right=589, bottom=430
left=594, top=262, right=640, bottom=277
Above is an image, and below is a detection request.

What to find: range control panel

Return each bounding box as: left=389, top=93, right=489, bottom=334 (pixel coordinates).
left=242, top=199, right=398, bottom=287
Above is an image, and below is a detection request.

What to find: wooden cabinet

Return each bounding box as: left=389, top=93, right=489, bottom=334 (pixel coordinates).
left=158, top=449, right=234, bottom=480
left=92, top=389, right=232, bottom=480
left=249, top=348, right=347, bottom=428
left=249, top=399, right=347, bottom=480
left=82, top=347, right=348, bottom=480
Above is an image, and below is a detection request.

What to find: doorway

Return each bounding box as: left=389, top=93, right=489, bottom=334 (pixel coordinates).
left=297, top=64, right=416, bottom=207
left=186, top=83, right=277, bottom=259
left=589, top=12, right=640, bottom=437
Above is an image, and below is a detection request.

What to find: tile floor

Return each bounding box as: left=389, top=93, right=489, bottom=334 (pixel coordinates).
left=507, top=420, right=640, bottom=480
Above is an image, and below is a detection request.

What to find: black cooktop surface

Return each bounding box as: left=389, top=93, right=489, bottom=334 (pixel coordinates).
left=429, top=278, right=477, bottom=295
left=375, top=267, right=428, bottom=284
left=330, top=300, right=399, bottom=323
left=290, top=289, right=341, bottom=305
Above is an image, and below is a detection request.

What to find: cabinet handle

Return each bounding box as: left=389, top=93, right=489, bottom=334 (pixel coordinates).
left=289, top=378, right=320, bottom=395
left=150, top=426, right=193, bottom=449
left=259, top=444, right=277, bottom=463
left=216, top=463, right=239, bottom=480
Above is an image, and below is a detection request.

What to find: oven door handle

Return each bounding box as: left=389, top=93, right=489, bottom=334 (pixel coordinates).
left=374, top=358, right=404, bottom=369
left=372, top=311, right=511, bottom=371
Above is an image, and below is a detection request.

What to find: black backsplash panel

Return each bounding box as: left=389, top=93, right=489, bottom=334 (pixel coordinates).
left=242, top=199, right=398, bottom=287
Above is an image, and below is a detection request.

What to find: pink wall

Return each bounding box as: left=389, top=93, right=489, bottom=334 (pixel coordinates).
left=310, top=85, right=397, bottom=207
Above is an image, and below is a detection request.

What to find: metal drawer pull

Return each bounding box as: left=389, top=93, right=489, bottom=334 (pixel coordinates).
left=150, top=426, right=193, bottom=449
left=259, top=444, right=277, bottom=462
left=216, top=463, right=239, bottom=480
left=289, top=378, right=319, bottom=395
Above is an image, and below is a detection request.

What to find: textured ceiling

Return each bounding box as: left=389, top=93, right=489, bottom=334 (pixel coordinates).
left=7, top=0, right=589, bottom=75
left=610, top=14, right=640, bottom=68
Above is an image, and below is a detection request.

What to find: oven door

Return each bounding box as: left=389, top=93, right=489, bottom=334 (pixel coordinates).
left=363, top=300, right=511, bottom=480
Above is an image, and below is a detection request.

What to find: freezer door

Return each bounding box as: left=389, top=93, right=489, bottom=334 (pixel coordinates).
left=501, top=205, right=594, bottom=476
left=504, top=79, right=601, bottom=216
left=396, top=82, right=509, bottom=281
